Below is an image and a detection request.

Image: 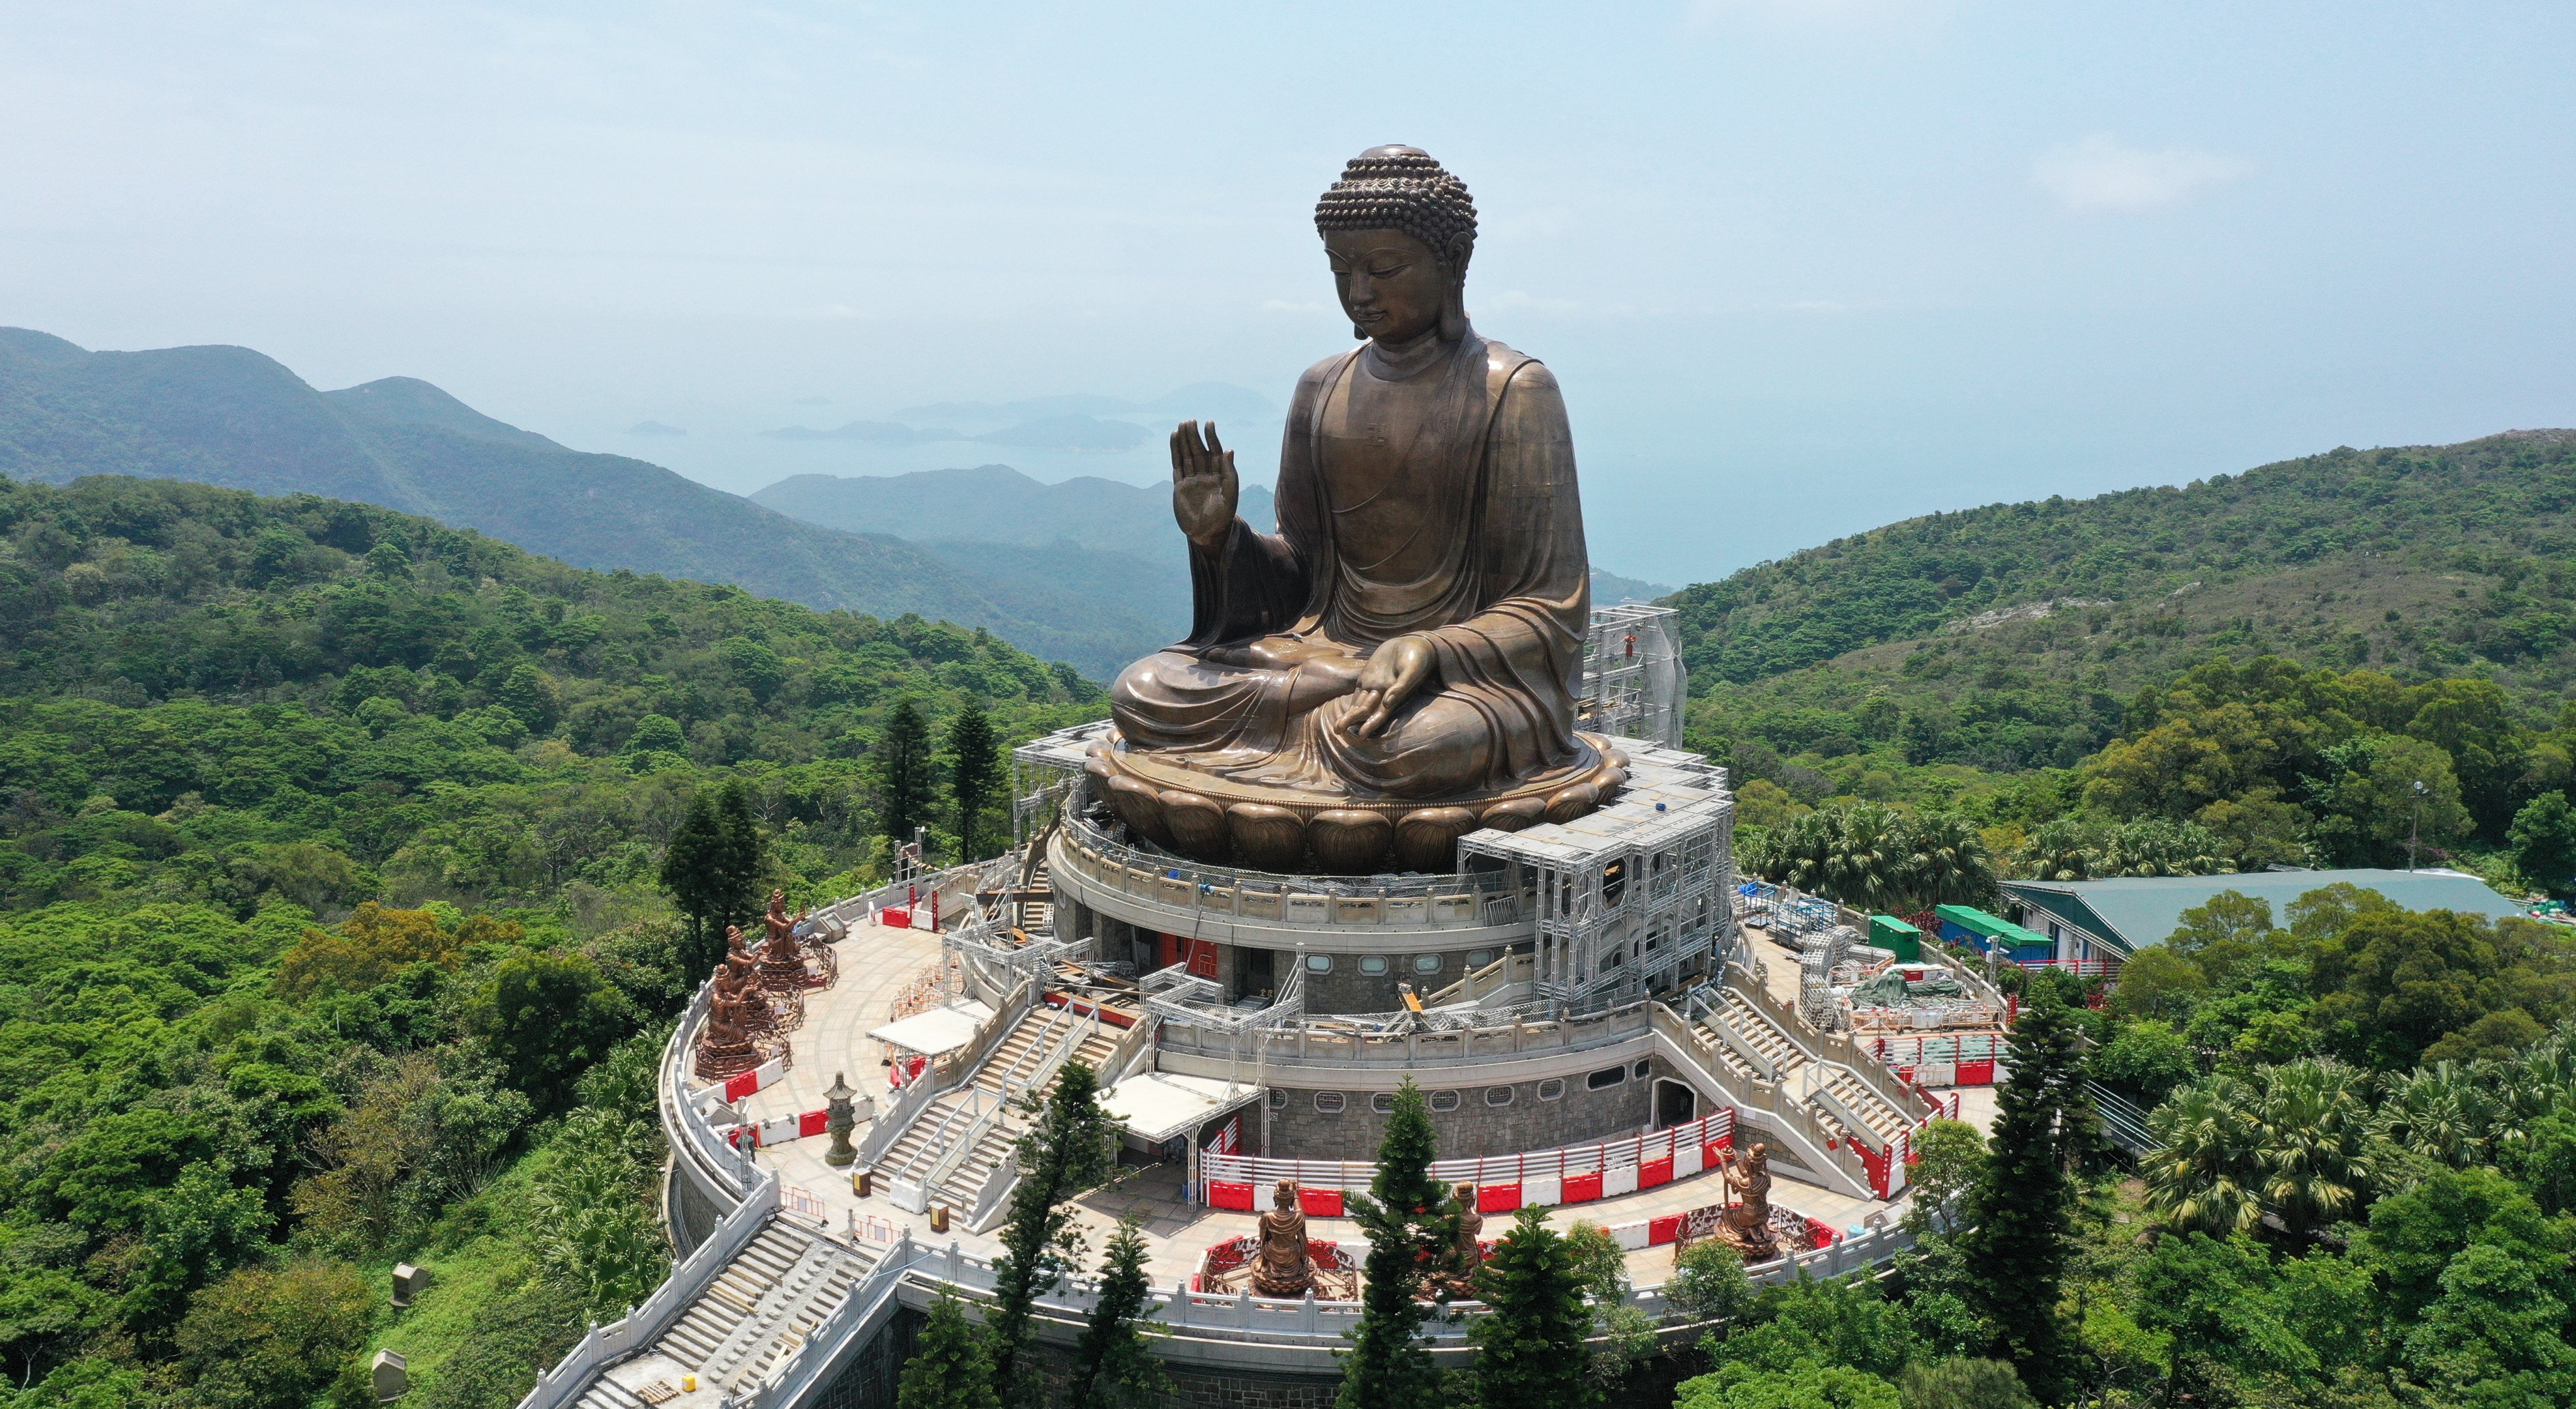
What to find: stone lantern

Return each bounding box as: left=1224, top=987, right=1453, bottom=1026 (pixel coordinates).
left=823, top=1072, right=858, bottom=1167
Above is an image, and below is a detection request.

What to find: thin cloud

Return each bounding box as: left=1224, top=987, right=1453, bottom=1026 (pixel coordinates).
left=2034, top=134, right=2253, bottom=214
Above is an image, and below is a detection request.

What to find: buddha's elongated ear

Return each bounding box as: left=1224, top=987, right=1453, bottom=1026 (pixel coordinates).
left=1440, top=233, right=1472, bottom=340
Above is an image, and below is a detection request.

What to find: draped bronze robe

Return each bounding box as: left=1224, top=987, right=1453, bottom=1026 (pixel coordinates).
left=1109, top=329, right=1590, bottom=801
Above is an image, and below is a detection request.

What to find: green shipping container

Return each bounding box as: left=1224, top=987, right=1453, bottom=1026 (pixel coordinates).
left=1868, top=913, right=1922, bottom=962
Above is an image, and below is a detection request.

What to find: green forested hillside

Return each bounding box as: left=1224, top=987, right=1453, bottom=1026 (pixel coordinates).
left=0, top=328, right=1156, bottom=678
left=0, top=473, right=1100, bottom=1407
left=1673, top=430, right=2576, bottom=693
left=1678, top=433, right=2576, bottom=889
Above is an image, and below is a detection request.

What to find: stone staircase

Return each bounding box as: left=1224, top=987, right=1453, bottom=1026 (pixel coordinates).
left=927, top=1022, right=1124, bottom=1211
left=583, top=1218, right=872, bottom=1405
left=877, top=998, right=1124, bottom=1211
left=1692, top=978, right=1913, bottom=1154
left=1702, top=984, right=1810, bottom=1087
left=1812, top=1062, right=1912, bottom=1149
left=574, top=1379, right=649, bottom=1409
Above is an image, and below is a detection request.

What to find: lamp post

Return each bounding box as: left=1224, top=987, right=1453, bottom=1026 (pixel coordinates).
left=2407, top=780, right=2428, bottom=872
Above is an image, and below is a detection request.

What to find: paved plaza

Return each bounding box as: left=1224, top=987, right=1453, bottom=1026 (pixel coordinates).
left=720, top=913, right=1915, bottom=1290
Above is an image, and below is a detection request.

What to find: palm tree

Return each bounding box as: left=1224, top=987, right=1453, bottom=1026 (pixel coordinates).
left=1904, top=812, right=1999, bottom=910
left=2141, top=1076, right=2263, bottom=1237
left=2244, top=1058, right=2377, bottom=1245
left=2098, top=820, right=2233, bottom=877
left=2017, top=820, right=2099, bottom=883
left=2375, top=1061, right=2511, bottom=1171
left=1768, top=801, right=1915, bottom=914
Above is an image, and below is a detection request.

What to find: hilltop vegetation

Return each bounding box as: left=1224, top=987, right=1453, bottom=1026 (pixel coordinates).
left=1684, top=433, right=2576, bottom=888
left=1673, top=430, right=2576, bottom=693
left=0, top=472, right=1098, bottom=1406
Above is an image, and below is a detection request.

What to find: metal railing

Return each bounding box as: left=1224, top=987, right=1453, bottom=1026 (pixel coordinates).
left=2089, top=1081, right=2154, bottom=1157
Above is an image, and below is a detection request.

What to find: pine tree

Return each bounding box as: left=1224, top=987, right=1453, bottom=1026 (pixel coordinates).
left=1067, top=1215, right=1169, bottom=1409
left=896, top=1289, right=1000, bottom=1409
left=715, top=780, right=766, bottom=929
left=1468, top=1208, right=1598, bottom=1409
left=1963, top=993, right=2084, bottom=1400
left=659, top=784, right=767, bottom=979
left=878, top=699, right=936, bottom=852
left=947, top=701, right=1003, bottom=861
left=1337, top=1077, right=1451, bottom=1409
left=657, top=791, right=730, bottom=977
left=988, top=1061, right=1118, bottom=1396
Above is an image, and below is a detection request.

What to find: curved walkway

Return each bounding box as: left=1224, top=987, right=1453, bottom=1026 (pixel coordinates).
left=722, top=913, right=1904, bottom=1291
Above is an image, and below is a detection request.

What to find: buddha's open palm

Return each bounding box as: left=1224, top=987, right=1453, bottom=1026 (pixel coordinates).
left=1170, top=420, right=1238, bottom=547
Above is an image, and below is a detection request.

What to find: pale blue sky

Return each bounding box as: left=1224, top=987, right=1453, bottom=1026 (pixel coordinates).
left=3, top=2, right=2570, bottom=584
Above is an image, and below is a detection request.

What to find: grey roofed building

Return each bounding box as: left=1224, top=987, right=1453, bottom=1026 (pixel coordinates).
left=2000, top=868, right=2529, bottom=964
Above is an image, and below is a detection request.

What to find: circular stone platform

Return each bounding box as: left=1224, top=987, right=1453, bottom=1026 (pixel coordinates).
left=1084, top=732, right=1630, bottom=873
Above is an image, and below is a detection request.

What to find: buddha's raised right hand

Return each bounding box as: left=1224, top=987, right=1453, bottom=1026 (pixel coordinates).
left=1170, top=419, right=1239, bottom=548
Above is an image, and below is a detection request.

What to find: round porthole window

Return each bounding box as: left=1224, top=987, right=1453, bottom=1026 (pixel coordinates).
left=1359, top=955, right=1388, bottom=975
left=1370, top=1092, right=1397, bottom=1115
left=1485, top=1086, right=1515, bottom=1107
left=1466, top=950, right=1493, bottom=969
left=1413, top=954, right=1443, bottom=974
left=1305, top=953, right=1334, bottom=972
left=1586, top=1065, right=1627, bottom=1091
left=1429, top=1091, right=1461, bottom=1113
left=1536, top=1078, right=1566, bottom=1101
left=1314, top=1091, right=1347, bottom=1113
left=1634, top=1059, right=1652, bottom=1079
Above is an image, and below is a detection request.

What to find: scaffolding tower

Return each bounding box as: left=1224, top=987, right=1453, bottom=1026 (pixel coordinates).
left=1578, top=603, right=1687, bottom=750
left=1457, top=744, right=1735, bottom=1007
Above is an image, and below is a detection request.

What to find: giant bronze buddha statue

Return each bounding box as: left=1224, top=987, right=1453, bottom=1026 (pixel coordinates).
left=1093, top=146, right=1624, bottom=875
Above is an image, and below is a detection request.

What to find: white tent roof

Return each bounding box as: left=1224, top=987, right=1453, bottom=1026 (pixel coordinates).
left=1100, top=1071, right=1264, bottom=1144
left=866, top=1000, right=996, bottom=1056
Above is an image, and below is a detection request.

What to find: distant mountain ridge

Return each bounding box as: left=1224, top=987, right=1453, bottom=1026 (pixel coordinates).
left=0, top=327, right=1157, bottom=679
left=751, top=464, right=1278, bottom=557
left=761, top=382, right=1278, bottom=455
left=751, top=463, right=1668, bottom=622
left=762, top=413, right=1151, bottom=452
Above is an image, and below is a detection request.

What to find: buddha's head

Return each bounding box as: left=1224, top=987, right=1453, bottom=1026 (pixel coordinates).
left=1315, top=145, right=1478, bottom=345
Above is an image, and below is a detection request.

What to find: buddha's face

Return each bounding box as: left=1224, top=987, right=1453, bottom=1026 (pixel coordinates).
left=1325, top=227, right=1454, bottom=344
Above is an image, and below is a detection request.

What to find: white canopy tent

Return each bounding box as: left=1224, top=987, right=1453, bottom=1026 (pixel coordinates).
left=866, top=1000, right=996, bottom=1057
left=1100, top=1071, right=1266, bottom=1145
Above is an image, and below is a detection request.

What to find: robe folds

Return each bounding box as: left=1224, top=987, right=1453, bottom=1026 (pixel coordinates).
left=1109, top=328, right=1590, bottom=801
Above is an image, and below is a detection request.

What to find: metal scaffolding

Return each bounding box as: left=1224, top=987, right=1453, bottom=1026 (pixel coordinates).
left=1458, top=745, right=1736, bottom=1007
left=1578, top=603, right=1687, bottom=749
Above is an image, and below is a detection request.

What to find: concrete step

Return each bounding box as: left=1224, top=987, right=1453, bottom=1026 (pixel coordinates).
left=576, top=1377, right=651, bottom=1409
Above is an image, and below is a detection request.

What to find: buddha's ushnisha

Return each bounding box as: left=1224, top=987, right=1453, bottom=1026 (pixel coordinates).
left=1108, top=147, right=1593, bottom=832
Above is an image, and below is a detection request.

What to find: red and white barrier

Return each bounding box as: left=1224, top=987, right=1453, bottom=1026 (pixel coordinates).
left=1202, top=1111, right=1736, bottom=1211
left=721, top=1106, right=831, bottom=1150
left=696, top=1055, right=788, bottom=1105
left=1873, top=1033, right=2005, bottom=1088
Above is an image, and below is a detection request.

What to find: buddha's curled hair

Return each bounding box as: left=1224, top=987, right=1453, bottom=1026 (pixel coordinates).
left=1314, top=145, right=1478, bottom=271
